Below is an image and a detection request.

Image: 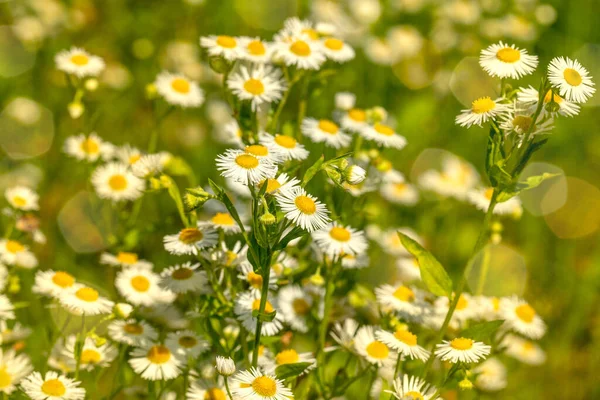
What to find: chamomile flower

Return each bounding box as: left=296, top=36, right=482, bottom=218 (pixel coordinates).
left=0, top=239, right=37, bottom=268
left=244, top=143, right=284, bottom=164
left=434, top=293, right=479, bottom=323
left=265, top=349, right=316, bottom=375
left=479, top=42, right=538, bottom=79
left=280, top=17, right=320, bottom=41
left=502, top=334, right=546, bottom=365
left=131, top=154, right=164, bottom=178
left=21, top=371, right=85, bottom=400
left=257, top=173, right=300, bottom=196
left=277, top=285, right=313, bottom=333
left=360, top=122, right=407, bottom=150
left=500, top=296, right=546, bottom=339
left=0, top=296, right=14, bottom=321
left=59, top=285, right=114, bottom=316
left=331, top=318, right=359, bottom=350
left=375, top=284, right=426, bottom=318
left=107, top=319, right=158, bottom=346
left=301, top=118, right=352, bottom=149
left=396, top=257, right=421, bottom=282
left=63, top=336, right=117, bottom=371
left=0, top=348, right=32, bottom=394
left=64, top=133, right=113, bottom=162
left=240, top=37, right=273, bottom=64
left=473, top=358, right=507, bottom=392
left=274, top=37, right=326, bottom=70
left=231, top=368, right=293, bottom=399
left=0, top=321, right=31, bottom=344
left=163, top=226, right=218, bottom=256
left=129, top=343, right=182, bottom=381
left=434, top=338, right=491, bottom=363
left=200, top=35, right=243, bottom=61
left=238, top=262, right=276, bottom=296
left=455, top=97, right=509, bottom=128
left=155, top=71, right=204, bottom=108
left=100, top=251, right=153, bottom=269
left=419, top=155, right=480, bottom=200
left=32, top=270, right=76, bottom=298
left=381, top=182, right=419, bottom=205
left=354, top=326, right=396, bottom=366
left=227, top=65, right=286, bottom=111
left=499, top=101, right=554, bottom=136
left=234, top=292, right=284, bottom=337
left=165, top=330, right=209, bottom=359
left=55, top=47, right=105, bottom=78
left=114, top=144, right=143, bottom=166
left=467, top=188, right=522, bottom=216
left=548, top=57, right=595, bottom=103
left=203, top=212, right=240, bottom=233
left=160, top=262, right=208, bottom=294
left=376, top=328, right=430, bottom=361
left=216, top=149, right=278, bottom=186
left=91, top=162, right=145, bottom=202
left=517, top=86, right=580, bottom=117
left=116, top=267, right=171, bottom=307
left=312, top=223, right=368, bottom=258
left=275, top=186, right=330, bottom=232
left=259, top=132, right=309, bottom=161
left=340, top=108, right=369, bottom=133
left=321, top=37, right=355, bottom=62
left=5, top=186, right=38, bottom=211
left=387, top=375, right=439, bottom=400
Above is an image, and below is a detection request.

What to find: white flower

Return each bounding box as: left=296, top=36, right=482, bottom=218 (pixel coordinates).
left=230, top=367, right=293, bottom=399
left=499, top=101, right=554, bottom=136
left=215, top=356, right=236, bottom=376
left=456, top=97, right=509, bottom=128
left=113, top=303, right=133, bottom=319
left=517, top=86, right=580, bottom=117
left=107, top=319, right=158, bottom=347
left=62, top=336, right=117, bottom=371
left=375, top=284, right=427, bottom=318
left=165, top=330, right=209, bottom=359
left=340, top=108, right=369, bottom=132
left=0, top=296, right=14, bottom=320
left=200, top=35, right=243, bottom=61
left=0, top=348, right=32, bottom=394
left=239, top=37, right=273, bottom=64
left=0, top=239, right=37, bottom=268
left=381, top=182, right=419, bottom=206
left=131, top=154, right=164, bottom=178
left=396, top=257, right=421, bottom=282
left=55, top=47, right=105, bottom=78
left=32, top=270, right=77, bottom=298
left=354, top=326, right=396, bottom=366
left=321, top=37, right=355, bottom=62
left=275, top=186, right=330, bottom=232
left=163, top=226, right=218, bottom=256
left=259, top=132, right=309, bottom=161
left=277, top=285, right=313, bottom=333
left=264, top=349, right=316, bottom=375
left=64, top=133, right=113, bottom=162
left=155, top=71, right=204, bottom=108
left=91, top=162, right=145, bottom=202
left=434, top=338, right=491, bottom=363
left=100, top=251, right=153, bottom=269
left=344, top=165, right=366, bottom=185
left=473, top=358, right=507, bottom=392
left=330, top=318, right=359, bottom=349
left=479, top=42, right=538, bottom=79
left=59, top=285, right=114, bottom=316
left=216, top=149, right=278, bottom=186
left=116, top=267, right=173, bottom=307
left=386, top=375, right=439, bottom=400
left=301, top=118, right=352, bottom=149
left=335, top=92, right=356, bottom=111
left=227, top=65, right=286, bottom=111
left=234, top=292, right=284, bottom=337
left=418, top=155, right=480, bottom=200
left=548, top=56, right=595, bottom=103
left=187, top=382, right=228, bottom=400
left=274, top=37, right=326, bottom=70
left=502, top=334, right=546, bottom=365
left=434, top=293, right=479, bottom=323
left=312, top=223, right=368, bottom=258
left=5, top=186, right=38, bottom=211
left=500, top=296, right=546, bottom=339
left=202, top=212, right=241, bottom=234
left=238, top=262, right=276, bottom=296
left=467, top=187, right=522, bottom=216
left=160, top=262, right=208, bottom=294
left=376, top=328, right=429, bottom=361
left=129, top=343, right=182, bottom=381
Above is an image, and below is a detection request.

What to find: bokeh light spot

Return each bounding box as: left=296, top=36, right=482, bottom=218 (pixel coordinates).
left=450, top=57, right=499, bottom=107
left=466, top=244, right=527, bottom=297
left=0, top=26, right=35, bottom=77
left=0, top=98, right=54, bottom=159
left=572, top=43, right=600, bottom=108
left=234, top=0, right=297, bottom=30
left=519, top=162, right=567, bottom=216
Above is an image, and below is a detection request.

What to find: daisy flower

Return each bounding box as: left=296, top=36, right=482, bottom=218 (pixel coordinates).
left=5, top=186, right=38, bottom=211
left=280, top=17, right=320, bottom=41
left=32, top=270, right=76, bottom=298
left=55, top=47, right=105, bottom=78
left=230, top=367, right=293, bottom=399
left=63, top=336, right=117, bottom=371
left=381, top=182, right=419, bottom=205
left=218, top=120, right=245, bottom=148
left=360, top=122, right=407, bottom=149
left=312, top=223, right=368, bottom=258
left=419, top=155, right=480, bottom=200
left=187, top=382, right=228, bottom=400
left=129, top=343, right=182, bottom=381
left=0, top=321, right=31, bottom=344
left=335, top=92, right=356, bottom=111
left=274, top=36, right=326, bottom=70
left=107, top=319, right=158, bottom=347
left=238, top=262, right=276, bottom=296
left=265, top=349, right=316, bottom=375
left=160, top=262, right=208, bottom=294
left=275, top=186, right=330, bottom=232
left=331, top=318, right=359, bottom=350
left=376, top=328, right=429, bottom=361
left=0, top=296, right=14, bottom=320
left=473, top=358, right=507, bottom=392
left=59, top=285, right=114, bottom=316
left=354, top=326, right=396, bottom=366
left=548, top=56, right=595, bottom=103
left=64, top=133, right=113, bottom=162
left=227, top=65, right=286, bottom=111
left=234, top=292, right=284, bottom=337
left=479, top=42, right=538, bottom=79
left=216, top=355, right=237, bottom=376
left=500, top=296, right=546, bottom=339
left=0, top=239, right=37, bottom=268
left=164, top=226, right=218, bottom=256
left=455, top=97, right=509, bottom=128
left=340, top=108, right=369, bottom=133
left=259, top=132, right=309, bottom=161
left=321, top=37, right=355, bottom=62
left=434, top=293, right=479, bottom=323
left=387, top=375, right=439, bottom=400
left=435, top=338, right=491, bottom=363
left=203, top=212, right=241, bottom=233
left=155, top=71, right=204, bottom=108
left=473, top=296, right=503, bottom=321
left=277, top=285, right=313, bottom=333
left=240, top=37, right=273, bottom=64
left=502, top=334, right=546, bottom=365
left=100, top=251, right=153, bottom=269
left=396, top=257, right=421, bottom=282
left=113, top=144, right=143, bottom=166
left=116, top=267, right=170, bottom=307
left=340, top=253, right=370, bottom=269
left=131, top=154, right=164, bottom=178
left=200, top=35, right=243, bottom=61
left=301, top=118, right=352, bottom=149
left=0, top=348, right=32, bottom=394
left=21, top=371, right=85, bottom=400
left=243, top=143, right=284, bottom=164
left=216, top=149, right=278, bottom=186
left=91, top=162, right=145, bottom=202
left=467, top=187, right=522, bottom=216
left=517, top=86, right=580, bottom=117
left=499, top=101, right=553, bottom=136
left=165, top=330, right=209, bottom=359
left=257, top=173, right=300, bottom=196
left=375, top=284, right=426, bottom=318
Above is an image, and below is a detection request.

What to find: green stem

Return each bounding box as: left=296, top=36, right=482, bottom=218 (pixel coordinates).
left=251, top=252, right=273, bottom=367
left=224, top=377, right=234, bottom=400
left=475, top=242, right=492, bottom=295
left=74, top=315, right=86, bottom=379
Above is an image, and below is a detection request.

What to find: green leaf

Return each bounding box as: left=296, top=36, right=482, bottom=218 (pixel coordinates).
left=301, top=156, right=324, bottom=187
left=274, top=226, right=305, bottom=251
left=275, top=362, right=313, bottom=380
left=488, top=164, right=512, bottom=189
left=162, top=175, right=189, bottom=226
left=485, top=125, right=504, bottom=177
left=460, top=320, right=504, bottom=342
left=497, top=172, right=560, bottom=203
left=397, top=232, right=453, bottom=297
left=251, top=309, right=277, bottom=322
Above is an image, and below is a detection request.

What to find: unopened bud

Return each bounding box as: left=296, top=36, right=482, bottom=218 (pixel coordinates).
left=325, top=166, right=343, bottom=185
left=260, top=212, right=276, bottom=226
left=368, top=106, right=388, bottom=123
left=344, top=165, right=366, bottom=185
left=215, top=356, right=236, bottom=376
left=68, top=102, right=84, bottom=119
left=335, top=92, right=356, bottom=111
left=114, top=303, right=133, bottom=319
left=84, top=78, right=99, bottom=92
left=545, top=100, right=561, bottom=113
left=309, top=273, right=325, bottom=286
left=459, top=378, right=474, bottom=390
left=208, top=56, right=231, bottom=74
left=146, top=83, right=158, bottom=99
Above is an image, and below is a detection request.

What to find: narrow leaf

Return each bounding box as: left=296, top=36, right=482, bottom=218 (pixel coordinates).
left=275, top=362, right=313, bottom=380
left=460, top=320, right=504, bottom=342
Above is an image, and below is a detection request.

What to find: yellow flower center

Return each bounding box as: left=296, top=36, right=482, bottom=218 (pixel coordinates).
left=492, top=297, right=500, bottom=311
left=108, top=174, right=128, bottom=191
left=394, top=183, right=407, bottom=194
left=472, top=97, right=496, bottom=114
left=131, top=276, right=150, bottom=292
left=171, top=78, right=190, bottom=94
left=483, top=188, right=494, bottom=201
left=324, top=38, right=344, bottom=51
left=252, top=299, right=274, bottom=313
left=81, top=349, right=102, bottom=364
left=70, top=54, right=89, bottom=66
left=563, top=68, right=582, bottom=86
left=171, top=267, right=194, bottom=280
left=216, top=35, right=237, bottom=49
left=52, top=271, right=75, bottom=288
left=6, top=240, right=24, bottom=254
left=251, top=376, right=277, bottom=397
left=393, top=329, right=418, bottom=346
left=41, top=379, right=66, bottom=396
left=348, top=108, right=367, bottom=122
left=290, top=40, right=311, bottom=56
left=496, top=47, right=521, bottom=63
left=301, top=28, right=319, bottom=40
left=295, top=195, right=316, bottom=215
left=235, top=154, right=259, bottom=169
left=204, top=388, right=227, bottom=400
left=12, top=195, right=27, bottom=207
left=374, top=123, right=395, bottom=136
left=178, top=228, right=204, bottom=244
left=212, top=212, right=235, bottom=226
left=366, top=341, right=389, bottom=359
left=512, top=115, right=533, bottom=132
left=515, top=304, right=536, bottom=323
left=76, top=287, right=99, bottom=302
left=245, top=144, right=269, bottom=157
left=405, top=391, right=424, bottom=400
left=260, top=178, right=281, bottom=193
left=80, top=137, right=99, bottom=154
left=450, top=337, right=474, bottom=350
left=275, top=349, right=299, bottom=365
left=456, top=294, right=469, bottom=310
left=178, top=335, right=197, bottom=348
left=329, top=226, right=351, bottom=242
left=243, top=78, right=265, bottom=95
left=393, top=286, right=415, bottom=302
left=247, top=271, right=263, bottom=289
left=128, top=154, right=141, bottom=165
left=292, top=298, right=310, bottom=315
left=0, top=368, right=11, bottom=389
left=543, top=90, right=563, bottom=104
left=318, top=119, right=339, bottom=134
left=274, top=134, right=297, bottom=149
left=117, top=251, right=138, bottom=265
left=247, top=40, right=266, bottom=56
left=123, top=323, right=143, bottom=334
left=147, top=345, right=171, bottom=364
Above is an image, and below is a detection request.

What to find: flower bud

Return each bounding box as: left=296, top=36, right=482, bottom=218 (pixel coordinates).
left=145, top=83, right=158, bottom=99
left=368, top=106, right=387, bottom=123
left=215, top=356, right=236, bottom=376
left=67, top=102, right=84, bottom=119
left=84, top=78, right=99, bottom=92
left=545, top=100, right=561, bottom=114
left=345, top=165, right=366, bottom=185
left=325, top=166, right=343, bottom=185
left=208, top=56, right=231, bottom=74
left=335, top=92, right=356, bottom=111
left=309, top=273, right=324, bottom=286
left=114, top=303, right=133, bottom=319
left=260, top=212, right=276, bottom=226
left=223, top=325, right=240, bottom=339
left=459, top=378, right=474, bottom=390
